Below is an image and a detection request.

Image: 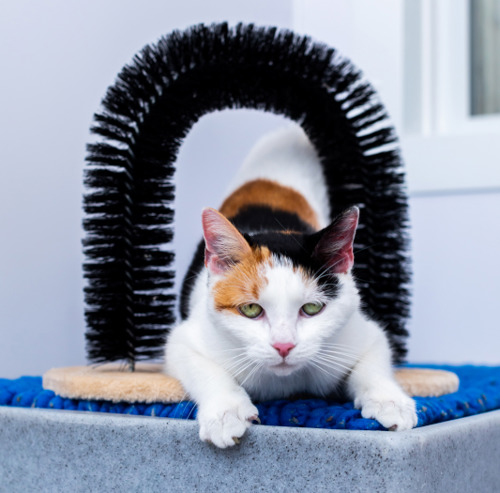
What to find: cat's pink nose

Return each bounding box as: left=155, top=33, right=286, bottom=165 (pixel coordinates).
left=272, top=342, right=295, bottom=358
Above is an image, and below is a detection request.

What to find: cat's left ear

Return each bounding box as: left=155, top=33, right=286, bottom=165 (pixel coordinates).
left=312, top=206, right=359, bottom=274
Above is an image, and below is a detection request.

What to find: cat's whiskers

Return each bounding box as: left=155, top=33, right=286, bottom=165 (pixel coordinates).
left=318, top=343, right=360, bottom=357
left=311, top=357, right=357, bottom=380
left=321, top=341, right=391, bottom=364
left=223, top=355, right=255, bottom=376
left=214, top=347, right=252, bottom=368
left=313, top=345, right=365, bottom=375
left=320, top=340, right=363, bottom=352
left=319, top=347, right=361, bottom=360
left=307, top=359, right=339, bottom=379
left=316, top=358, right=358, bottom=376
left=217, top=349, right=248, bottom=363
left=315, top=353, right=358, bottom=373
left=230, top=359, right=254, bottom=378
left=316, top=353, right=359, bottom=370
left=316, top=347, right=392, bottom=378
left=224, top=350, right=263, bottom=378
left=238, top=361, right=264, bottom=388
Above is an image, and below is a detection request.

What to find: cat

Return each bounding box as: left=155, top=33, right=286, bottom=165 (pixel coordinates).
left=164, top=125, right=417, bottom=448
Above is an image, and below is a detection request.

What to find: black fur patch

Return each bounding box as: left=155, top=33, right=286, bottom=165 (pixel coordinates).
left=229, top=205, right=315, bottom=235
left=247, top=230, right=340, bottom=299
left=234, top=206, right=339, bottom=298
left=179, top=206, right=339, bottom=318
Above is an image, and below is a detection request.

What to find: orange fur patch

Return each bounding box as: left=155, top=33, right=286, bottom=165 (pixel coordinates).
left=213, top=246, right=273, bottom=314
left=219, top=179, right=320, bottom=230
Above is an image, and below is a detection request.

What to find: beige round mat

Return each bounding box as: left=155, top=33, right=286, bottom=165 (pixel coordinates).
left=43, top=363, right=186, bottom=403
left=43, top=364, right=459, bottom=403
left=395, top=367, right=459, bottom=397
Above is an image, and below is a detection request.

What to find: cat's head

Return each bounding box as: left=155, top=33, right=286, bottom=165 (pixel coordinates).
left=201, top=207, right=360, bottom=378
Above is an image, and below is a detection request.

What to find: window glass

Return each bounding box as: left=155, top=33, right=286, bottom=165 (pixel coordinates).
left=470, top=0, right=500, bottom=115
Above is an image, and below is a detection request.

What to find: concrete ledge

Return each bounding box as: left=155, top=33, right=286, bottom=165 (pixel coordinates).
left=1, top=407, right=499, bottom=492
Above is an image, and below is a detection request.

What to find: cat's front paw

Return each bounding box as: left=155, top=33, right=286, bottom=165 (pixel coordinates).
left=197, top=392, right=259, bottom=448
left=355, top=389, right=417, bottom=431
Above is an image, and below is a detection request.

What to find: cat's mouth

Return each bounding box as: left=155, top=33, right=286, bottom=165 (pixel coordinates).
left=270, top=361, right=297, bottom=376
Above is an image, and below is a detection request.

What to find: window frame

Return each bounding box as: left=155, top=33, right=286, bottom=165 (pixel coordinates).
left=293, top=0, right=500, bottom=194
left=407, top=0, right=500, bottom=135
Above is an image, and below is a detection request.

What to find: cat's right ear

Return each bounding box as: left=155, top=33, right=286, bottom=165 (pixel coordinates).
left=201, top=208, right=252, bottom=275
left=312, top=206, right=359, bottom=274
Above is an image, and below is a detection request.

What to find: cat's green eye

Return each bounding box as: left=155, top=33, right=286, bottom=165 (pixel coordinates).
left=239, top=303, right=263, bottom=319
left=301, top=302, right=324, bottom=316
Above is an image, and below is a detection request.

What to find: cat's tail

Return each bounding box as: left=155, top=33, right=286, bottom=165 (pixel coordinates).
left=83, top=23, right=410, bottom=367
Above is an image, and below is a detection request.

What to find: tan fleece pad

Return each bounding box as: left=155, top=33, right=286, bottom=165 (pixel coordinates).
left=43, top=363, right=186, bottom=403
left=43, top=365, right=459, bottom=403
left=395, top=368, right=459, bottom=397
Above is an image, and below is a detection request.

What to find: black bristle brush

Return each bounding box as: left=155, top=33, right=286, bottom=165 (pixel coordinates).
left=83, top=22, right=411, bottom=369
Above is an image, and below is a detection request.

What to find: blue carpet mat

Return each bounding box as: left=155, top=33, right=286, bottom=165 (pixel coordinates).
left=1, top=365, right=499, bottom=430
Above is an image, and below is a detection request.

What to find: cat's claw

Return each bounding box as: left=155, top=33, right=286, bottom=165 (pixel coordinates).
left=197, top=393, right=259, bottom=448
left=355, top=390, right=417, bottom=431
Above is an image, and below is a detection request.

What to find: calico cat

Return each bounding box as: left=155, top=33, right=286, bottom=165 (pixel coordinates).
left=164, top=125, right=417, bottom=448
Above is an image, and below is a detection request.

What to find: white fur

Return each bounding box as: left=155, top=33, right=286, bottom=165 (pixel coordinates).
left=227, top=124, right=331, bottom=228
left=164, top=128, right=417, bottom=448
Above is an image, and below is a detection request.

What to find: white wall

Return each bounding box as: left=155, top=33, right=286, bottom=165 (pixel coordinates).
left=408, top=191, right=500, bottom=363
left=1, top=0, right=498, bottom=379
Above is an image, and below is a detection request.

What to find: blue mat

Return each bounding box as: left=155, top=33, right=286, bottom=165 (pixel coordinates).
left=1, top=365, right=499, bottom=430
